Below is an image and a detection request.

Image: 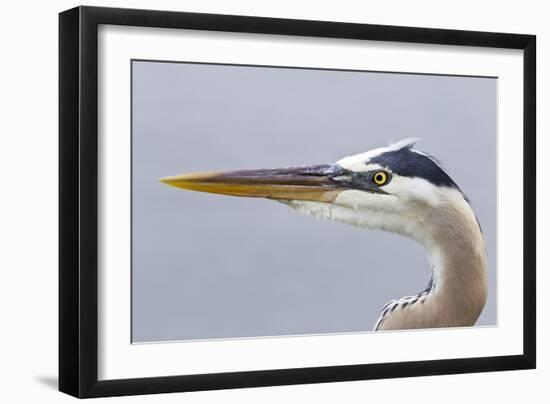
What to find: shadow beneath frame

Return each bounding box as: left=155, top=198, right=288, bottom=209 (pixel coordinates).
left=35, top=375, right=58, bottom=390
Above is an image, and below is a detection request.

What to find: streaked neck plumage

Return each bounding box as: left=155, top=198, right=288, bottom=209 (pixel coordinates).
left=373, top=192, right=488, bottom=331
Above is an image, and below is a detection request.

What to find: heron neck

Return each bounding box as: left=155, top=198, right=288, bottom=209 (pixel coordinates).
left=376, top=199, right=488, bottom=330
left=421, top=202, right=488, bottom=327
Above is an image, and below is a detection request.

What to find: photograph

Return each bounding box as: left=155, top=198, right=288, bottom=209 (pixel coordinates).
left=57, top=6, right=536, bottom=398
left=131, top=60, right=497, bottom=342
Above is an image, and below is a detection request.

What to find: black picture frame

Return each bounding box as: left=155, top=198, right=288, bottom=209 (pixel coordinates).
left=59, top=5, right=536, bottom=398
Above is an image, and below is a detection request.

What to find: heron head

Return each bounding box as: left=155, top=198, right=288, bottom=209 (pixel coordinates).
left=161, top=139, right=470, bottom=241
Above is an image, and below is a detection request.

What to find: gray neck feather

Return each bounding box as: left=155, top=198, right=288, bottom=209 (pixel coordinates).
left=375, top=200, right=488, bottom=331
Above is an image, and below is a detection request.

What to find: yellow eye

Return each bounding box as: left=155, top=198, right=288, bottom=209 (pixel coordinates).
left=372, top=170, right=389, bottom=186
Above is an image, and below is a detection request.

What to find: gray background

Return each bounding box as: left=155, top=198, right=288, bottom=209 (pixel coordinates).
left=132, top=60, right=496, bottom=343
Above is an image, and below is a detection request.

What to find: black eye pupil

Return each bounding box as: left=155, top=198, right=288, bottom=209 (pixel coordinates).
left=373, top=172, right=388, bottom=185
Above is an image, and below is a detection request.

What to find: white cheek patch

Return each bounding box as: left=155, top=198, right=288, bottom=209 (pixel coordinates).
left=384, top=176, right=443, bottom=207
left=331, top=191, right=424, bottom=239
left=284, top=197, right=409, bottom=235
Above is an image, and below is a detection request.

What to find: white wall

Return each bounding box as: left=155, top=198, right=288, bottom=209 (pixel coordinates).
left=0, top=0, right=546, bottom=402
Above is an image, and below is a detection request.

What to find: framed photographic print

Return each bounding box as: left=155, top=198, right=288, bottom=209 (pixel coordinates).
left=59, top=6, right=536, bottom=398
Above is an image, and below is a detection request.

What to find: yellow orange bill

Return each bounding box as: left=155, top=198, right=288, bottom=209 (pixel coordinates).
left=160, top=165, right=345, bottom=202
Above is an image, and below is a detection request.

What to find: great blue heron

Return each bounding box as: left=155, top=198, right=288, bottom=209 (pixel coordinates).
left=160, top=139, right=488, bottom=331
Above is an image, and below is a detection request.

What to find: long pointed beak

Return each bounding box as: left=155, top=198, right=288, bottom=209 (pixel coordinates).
left=160, top=164, right=345, bottom=202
